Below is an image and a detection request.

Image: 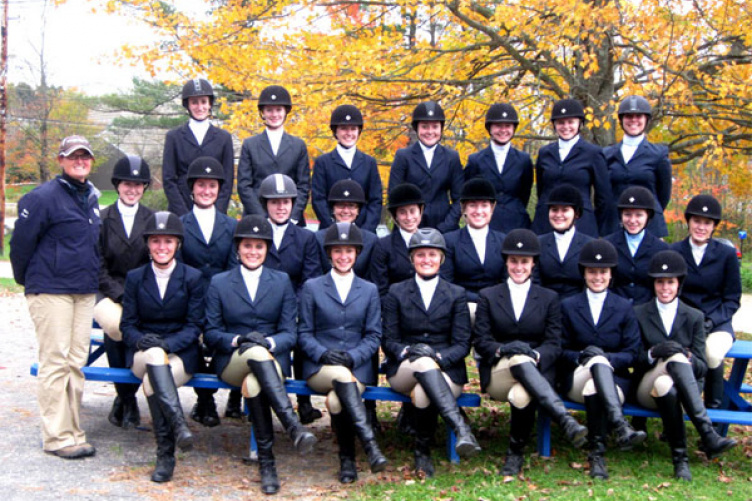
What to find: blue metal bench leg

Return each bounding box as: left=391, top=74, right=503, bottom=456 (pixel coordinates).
left=537, top=411, right=552, bottom=457
left=447, top=426, right=460, bottom=464
left=245, top=397, right=258, bottom=462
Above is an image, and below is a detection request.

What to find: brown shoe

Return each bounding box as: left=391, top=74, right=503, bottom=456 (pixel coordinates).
left=45, top=444, right=91, bottom=460
left=77, top=442, right=97, bottom=457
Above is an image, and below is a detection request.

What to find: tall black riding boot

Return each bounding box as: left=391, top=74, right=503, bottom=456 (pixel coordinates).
left=105, top=336, right=141, bottom=428
left=704, top=365, right=724, bottom=409
left=500, top=404, right=536, bottom=476
left=294, top=349, right=322, bottom=424
left=146, top=364, right=193, bottom=452
left=247, top=395, right=280, bottom=494
left=414, top=369, right=481, bottom=457
left=248, top=359, right=317, bottom=455
left=666, top=362, right=737, bottom=459
left=331, top=412, right=358, bottom=483
left=584, top=395, right=609, bottom=480
left=225, top=389, right=244, bottom=419
left=333, top=380, right=388, bottom=473
left=590, top=364, right=646, bottom=449
left=146, top=394, right=176, bottom=482
left=655, top=387, right=691, bottom=481
left=191, top=388, right=220, bottom=427
left=397, top=402, right=417, bottom=436
left=413, top=406, right=438, bottom=477
left=510, top=362, right=587, bottom=448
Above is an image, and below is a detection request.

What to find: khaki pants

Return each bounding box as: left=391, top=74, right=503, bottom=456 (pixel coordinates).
left=220, top=346, right=282, bottom=398
left=308, top=366, right=364, bottom=415
left=93, top=297, right=123, bottom=341
left=27, top=293, right=95, bottom=451
left=131, top=348, right=191, bottom=396
left=486, top=355, right=537, bottom=409
left=388, top=358, right=462, bottom=408
left=636, top=353, right=692, bottom=409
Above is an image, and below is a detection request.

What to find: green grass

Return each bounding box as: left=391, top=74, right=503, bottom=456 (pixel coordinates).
left=98, top=190, right=118, bottom=207
left=0, top=278, right=23, bottom=294
left=349, top=401, right=752, bottom=501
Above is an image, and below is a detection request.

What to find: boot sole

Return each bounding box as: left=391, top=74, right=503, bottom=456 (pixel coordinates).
left=295, top=434, right=318, bottom=455
left=703, top=439, right=737, bottom=459
left=570, top=428, right=588, bottom=449
left=370, top=458, right=388, bottom=473
left=618, top=430, right=647, bottom=450
left=456, top=441, right=481, bottom=458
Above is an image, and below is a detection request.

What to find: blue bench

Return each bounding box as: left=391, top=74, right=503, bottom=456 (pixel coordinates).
left=29, top=363, right=481, bottom=464
left=535, top=340, right=752, bottom=457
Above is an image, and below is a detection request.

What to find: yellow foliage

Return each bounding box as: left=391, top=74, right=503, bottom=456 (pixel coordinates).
left=95, top=0, right=752, bottom=199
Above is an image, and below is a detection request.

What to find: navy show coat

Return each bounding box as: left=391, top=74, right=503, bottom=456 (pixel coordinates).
left=179, top=210, right=238, bottom=291
left=671, top=237, right=741, bottom=336
left=120, top=262, right=204, bottom=375
left=264, top=224, right=322, bottom=293
left=559, top=291, right=642, bottom=394
left=605, top=230, right=668, bottom=305
left=532, top=138, right=614, bottom=237
left=98, top=203, right=153, bottom=303
left=440, top=227, right=507, bottom=302
left=464, top=145, right=533, bottom=232
left=536, top=230, right=593, bottom=299
left=162, top=123, right=235, bottom=216
left=311, top=149, right=383, bottom=232
left=315, top=227, right=378, bottom=279
left=237, top=131, right=310, bottom=223
left=388, top=142, right=464, bottom=233
left=382, top=277, right=471, bottom=385
left=203, top=266, right=297, bottom=378
left=473, top=281, right=563, bottom=389
left=369, top=231, right=414, bottom=298
left=634, top=299, right=707, bottom=379
left=297, top=273, right=382, bottom=385
left=10, top=176, right=101, bottom=294
left=604, top=139, right=672, bottom=237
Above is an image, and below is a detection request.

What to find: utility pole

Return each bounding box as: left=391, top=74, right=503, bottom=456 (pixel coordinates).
left=0, top=0, right=8, bottom=256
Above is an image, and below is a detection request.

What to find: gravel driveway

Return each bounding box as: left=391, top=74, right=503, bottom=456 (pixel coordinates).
left=0, top=293, right=372, bottom=500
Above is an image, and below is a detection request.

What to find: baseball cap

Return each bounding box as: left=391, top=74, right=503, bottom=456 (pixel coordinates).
left=58, top=135, right=94, bottom=157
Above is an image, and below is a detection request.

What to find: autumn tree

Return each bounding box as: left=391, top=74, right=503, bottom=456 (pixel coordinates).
left=7, top=83, right=99, bottom=183
left=99, top=0, right=752, bottom=228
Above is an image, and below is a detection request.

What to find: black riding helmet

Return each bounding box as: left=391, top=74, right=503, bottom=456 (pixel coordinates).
left=234, top=215, right=273, bottom=246
left=648, top=250, right=687, bottom=279
left=387, top=183, right=424, bottom=217
left=330, top=105, right=363, bottom=137
left=618, top=95, right=652, bottom=119
left=186, top=157, right=225, bottom=190
left=578, top=239, right=618, bottom=271
left=111, top=155, right=151, bottom=188
left=684, top=194, right=722, bottom=223
left=411, top=101, right=446, bottom=131
left=501, top=229, right=540, bottom=259
left=328, top=179, right=366, bottom=208
left=547, top=183, right=584, bottom=218
left=143, top=211, right=184, bottom=242
left=324, top=222, right=364, bottom=252
left=485, top=103, right=519, bottom=132
left=551, top=99, right=585, bottom=122
left=618, top=186, right=655, bottom=219
left=181, top=78, right=214, bottom=109
left=258, top=85, right=292, bottom=114
left=460, top=178, right=496, bottom=203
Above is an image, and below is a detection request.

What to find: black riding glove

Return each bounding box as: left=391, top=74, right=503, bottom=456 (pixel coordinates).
left=578, top=345, right=606, bottom=365
left=407, top=343, right=437, bottom=362
left=650, top=341, right=686, bottom=360
left=137, top=333, right=167, bottom=352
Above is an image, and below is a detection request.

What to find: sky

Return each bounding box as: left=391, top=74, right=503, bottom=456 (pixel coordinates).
left=7, top=0, right=163, bottom=95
